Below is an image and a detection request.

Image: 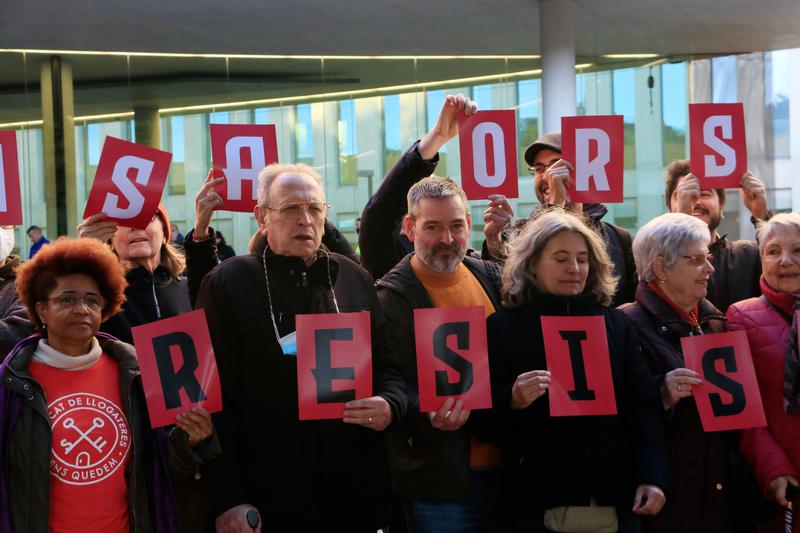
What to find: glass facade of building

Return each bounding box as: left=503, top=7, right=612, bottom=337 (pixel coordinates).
left=7, top=49, right=800, bottom=257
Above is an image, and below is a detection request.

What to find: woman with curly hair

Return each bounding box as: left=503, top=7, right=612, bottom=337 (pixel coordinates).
left=0, top=237, right=212, bottom=533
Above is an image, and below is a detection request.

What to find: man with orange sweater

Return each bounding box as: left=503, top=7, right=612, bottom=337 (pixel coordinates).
left=376, top=173, right=503, bottom=532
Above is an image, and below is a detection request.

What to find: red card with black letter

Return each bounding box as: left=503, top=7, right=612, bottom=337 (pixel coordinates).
left=457, top=110, right=518, bottom=200
left=689, top=103, right=747, bottom=189
left=414, top=306, right=492, bottom=412
left=83, top=136, right=172, bottom=229
left=541, top=315, right=617, bottom=416
left=561, top=115, right=624, bottom=204
left=0, top=131, right=23, bottom=225
left=296, top=312, right=372, bottom=421
left=682, top=330, right=766, bottom=432
left=131, top=309, right=223, bottom=428
left=210, top=124, right=279, bottom=212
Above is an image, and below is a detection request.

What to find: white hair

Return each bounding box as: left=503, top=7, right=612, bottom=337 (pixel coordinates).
left=632, top=212, right=710, bottom=282
left=756, top=212, right=800, bottom=255
left=257, top=163, right=324, bottom=208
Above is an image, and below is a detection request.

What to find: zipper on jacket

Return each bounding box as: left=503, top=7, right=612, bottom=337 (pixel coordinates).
left=150, top=274, right=162, bottom=320
left=300, top=271, right=308, bottom=287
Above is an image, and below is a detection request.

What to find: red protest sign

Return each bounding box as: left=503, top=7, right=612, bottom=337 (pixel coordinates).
left=0, top=131, right=23, bottom=225
left=131, top=309, right=223, bottom=428
left=83, top=137, right=172, bottom=229
left=210, top=124, right=279, bottom=212
left=561, top=115, right=624, bottom=203
left=296, top=312, right=372, bottom=421
left=413, top=306, right=492, bottom=412
left=541, top=315, right=616, bottom=416
left=689, top=103, right=747, bottom=189
left=682, top=330, right=766, bottom=432
left=457, top=110, right=518, bottom=200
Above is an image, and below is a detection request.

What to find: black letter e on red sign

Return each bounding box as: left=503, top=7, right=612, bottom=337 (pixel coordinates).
left=312, top=328, right=356, bottom=404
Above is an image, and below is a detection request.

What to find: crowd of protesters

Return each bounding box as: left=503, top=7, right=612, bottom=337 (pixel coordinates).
left=1, top=92, right=798, bottom=533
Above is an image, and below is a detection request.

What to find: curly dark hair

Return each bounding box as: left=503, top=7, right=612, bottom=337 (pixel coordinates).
left=16, top=237, right=128, bottom=330
left=664, top=159, right=726, bottom=210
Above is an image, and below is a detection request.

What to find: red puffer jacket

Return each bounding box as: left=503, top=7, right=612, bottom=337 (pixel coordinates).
left=726, top=278, right=800, bottom=531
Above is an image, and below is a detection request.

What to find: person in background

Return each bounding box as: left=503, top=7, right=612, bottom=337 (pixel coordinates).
left=26, top=225, right=49, bottom=259
left=0, top=237, right=213, bottom=532
left=665, top=159, right=771, bottom=312
left=482, top=132, right=636, bottom=306
left=487, top=209, right=668, bottom=531
left=727, top=213, right=800, bottom=532
left=169, top=223, right=184, bottom=249
left=0, top=224, right=32, bottom=357
left=214, top=230, right=236, bottom=261
left=622, top=212, right=738, bottom=532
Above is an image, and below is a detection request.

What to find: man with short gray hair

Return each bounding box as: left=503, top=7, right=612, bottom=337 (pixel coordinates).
left=376, top=173, right=503, bottom=532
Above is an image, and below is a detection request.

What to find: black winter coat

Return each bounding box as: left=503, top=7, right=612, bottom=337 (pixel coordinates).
left=195, top=243, right=406, bottom=532
left=707, top=234, right=762, bottom=313
left=622, top=282, right=738, bottom=533
left=375, top=254, right=502, bottom=500
left=101, top=265, right=192, bottom=344
left=486, top=291, right=668, bottom=519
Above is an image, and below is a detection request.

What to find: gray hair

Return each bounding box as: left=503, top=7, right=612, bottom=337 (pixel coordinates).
left=632, top=212, right=710, bottom=282
left=406, top=175, right=468, bottom=218
left=501, top=209, right=618, bottom=308
left=756, top=212, right=800, bottom=255
left=257, top=163, right=324, bottom=208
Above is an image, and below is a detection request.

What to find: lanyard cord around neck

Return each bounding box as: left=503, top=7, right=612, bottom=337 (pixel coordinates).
left=261, top=245, right=340, bottom=343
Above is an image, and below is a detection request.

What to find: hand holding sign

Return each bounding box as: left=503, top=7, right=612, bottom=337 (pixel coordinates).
left=740, top=171, right=769, bottom=220
left=131, top=309, right=223, bottom=428
left=561, top=115, right=624, bottom=204
left=458, top=110, right=519, bottom=200
left=194, top=169, right=225, bottom=239
left=511, top=369, right=552, bottom=409
left=681, top=330, right=766, bottom=432
left=689, top=103, right=747, bottom=189
left=210, top=124, right=279, bottom=212
left=175, top=407, right=213, bottom=446
left=541, top=315, right=617, bottom=416
left=342, top=396, right=392, bottom=431
left=661, top=368, right=703, bottom=408
left=0, top=131, right=23, bottom=225
left=83, top=137, right=172, bottom=229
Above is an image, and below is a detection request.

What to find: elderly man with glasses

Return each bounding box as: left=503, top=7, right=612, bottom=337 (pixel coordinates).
left=195, top=163, right=405, bottom=533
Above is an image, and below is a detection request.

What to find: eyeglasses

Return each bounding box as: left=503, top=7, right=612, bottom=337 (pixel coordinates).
left=528, top=161, right=558, bottom=176
left=682, top=253, right=714, bottom=267
left=47, top=292, right=106, bottom=311
left=263, top=202, right=330, bottom=221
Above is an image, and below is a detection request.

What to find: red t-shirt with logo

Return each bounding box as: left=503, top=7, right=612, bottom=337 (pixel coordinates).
left=29, top=353, right=132, bottom=533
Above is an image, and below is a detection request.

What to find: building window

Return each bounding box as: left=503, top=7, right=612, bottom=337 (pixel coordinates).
left=338, top=99, right=358, bottom=186
left=712, top=56, right=737, bottom=103
left=613, top=68, right=636, bottom=169
left=765, top=50, right=791, bottom=159
left=517, top=79, right=539, bottom=175
left=661, top=62, right=688, bottom=164
left=295, top=104, right=314, bottom=165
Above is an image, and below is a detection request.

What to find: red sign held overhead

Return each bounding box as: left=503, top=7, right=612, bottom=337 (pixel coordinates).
left=414, top=306, right=492, bottom=412
left=457, top=110, right=519, bottom=200
left=83, top=137, right=172, bottom=229
left=0, top=131, right=23, bottom=225
left=210, top=124, right=279, bottom=212
left=296, top=312, right=373, bottom=421
left=689, top=103, right=747, bottom=189
left=131, top=309, right=223, bottom=428
left=560, top=115, right=624, bottom=204
left=682, top=330, right=766, bottom=432
left=541, top=315, right=617, bottom=416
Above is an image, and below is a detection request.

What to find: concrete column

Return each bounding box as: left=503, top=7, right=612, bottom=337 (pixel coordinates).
left=41, top=56, right=77, bottom=237
left=539, top=0, right=576, bottom=133
left=134, top=106, right=160, bottom=149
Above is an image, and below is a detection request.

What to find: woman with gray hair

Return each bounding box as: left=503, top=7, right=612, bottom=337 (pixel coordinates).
left=727, top=212, right=800, bottom=532
left=622, top=212, right=737, bottom=533
left=485, top=209, right=668, bottom=532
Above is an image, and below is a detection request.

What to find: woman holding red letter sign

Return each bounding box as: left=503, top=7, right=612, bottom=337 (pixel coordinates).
left=727, top=213, right=800, bottom=532
left=485, top=209, right=668, bottom=532
left=622, top=212, right=743, bottom=532
left=0, top=238, right=212, bottom=533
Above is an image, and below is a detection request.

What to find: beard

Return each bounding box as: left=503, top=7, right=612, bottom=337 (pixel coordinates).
left=419, top=240, right=467, bottom=273
left=692, top=206, right=722, bottom=234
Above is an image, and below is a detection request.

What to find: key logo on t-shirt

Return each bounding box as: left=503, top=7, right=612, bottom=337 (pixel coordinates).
left=49, top=392, right=130, bottom=486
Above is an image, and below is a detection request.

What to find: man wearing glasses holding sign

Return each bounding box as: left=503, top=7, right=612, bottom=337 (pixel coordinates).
left=195, top=163, right=405, bottom=532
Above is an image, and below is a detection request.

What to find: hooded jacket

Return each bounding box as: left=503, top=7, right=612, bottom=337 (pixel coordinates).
left=0, top=255, right=33, bottom=358
left=0, top=333, right=180, bottom=533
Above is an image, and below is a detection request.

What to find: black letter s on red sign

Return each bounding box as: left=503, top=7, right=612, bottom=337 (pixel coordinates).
left=432, top=321, right=474, bottom=396
left=702, top=346, right=746, bottom=416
